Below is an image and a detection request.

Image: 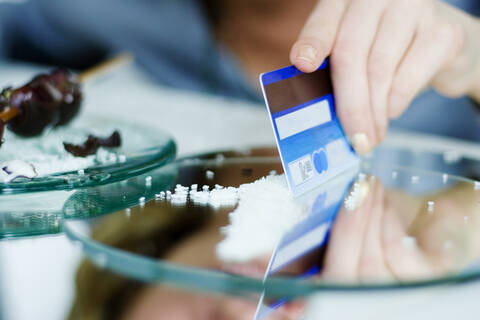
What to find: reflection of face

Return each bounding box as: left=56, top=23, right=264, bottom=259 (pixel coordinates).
left=123, top=286, right=258, bottom=320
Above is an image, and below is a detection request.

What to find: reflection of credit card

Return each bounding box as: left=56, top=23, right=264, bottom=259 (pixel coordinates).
left=260, top=60, right=358, bottom=196
left=254, top=166, right=359, bottom=320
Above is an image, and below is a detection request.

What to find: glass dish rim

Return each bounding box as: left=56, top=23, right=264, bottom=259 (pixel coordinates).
left=0, top=131, right=176, bottom=195
left=62, top=153, right=480, bottom=296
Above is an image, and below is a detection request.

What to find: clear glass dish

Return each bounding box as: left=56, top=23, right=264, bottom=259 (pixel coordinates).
left=63, top=147, right=480, bottom=302
left=0, top=117, right=175, bottom=239
left=0, top=115, right=176, bottom=194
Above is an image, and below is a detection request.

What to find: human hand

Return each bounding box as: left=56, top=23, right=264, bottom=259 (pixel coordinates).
left=322, top=179, right=436, bottom=282
left=290, top=0, right=480, bottom=154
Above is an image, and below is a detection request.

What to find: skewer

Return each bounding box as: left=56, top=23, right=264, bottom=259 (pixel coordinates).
left=0, top=106, right=18, bottom=123
left=77, top=53, right=134, bottom=83
left=0, top=53, right=134, bottom=123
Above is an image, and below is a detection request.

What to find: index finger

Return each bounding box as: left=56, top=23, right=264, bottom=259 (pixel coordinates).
left=290, top=0, right=348, bottom=73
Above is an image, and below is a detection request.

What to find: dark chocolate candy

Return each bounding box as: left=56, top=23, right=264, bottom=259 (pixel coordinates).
left=63, top=130, right=121, bottom=157
left=3, top=69, right=82, bottom=137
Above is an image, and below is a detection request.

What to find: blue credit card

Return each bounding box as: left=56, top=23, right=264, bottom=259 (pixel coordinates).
left=260, top=60, right=358, bottom=196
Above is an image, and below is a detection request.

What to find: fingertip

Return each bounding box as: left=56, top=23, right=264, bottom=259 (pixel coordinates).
left=294, top=59, right=319, bottom=73
left=290, top=42, right=323, bottom=73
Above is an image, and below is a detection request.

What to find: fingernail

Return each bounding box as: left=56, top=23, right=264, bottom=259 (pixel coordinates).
left=350, top=133, right=371, bottom=155
left=296, top=45, right=317, bottom=65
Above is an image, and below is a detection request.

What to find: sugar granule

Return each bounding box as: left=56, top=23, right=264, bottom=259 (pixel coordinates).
left=427, top=201, right=435, bottom=213
left=206, top=170, right=215, bottom=180
left=145, top=176, right=152, bottom=187
left=442, top=174, right=449, bottom=184
left=474, top=181, right=480, bottom=191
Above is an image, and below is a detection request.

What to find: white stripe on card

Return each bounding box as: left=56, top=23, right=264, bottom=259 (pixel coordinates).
left=271, top=222, right=331, bottom=272
left=275, top=100, right=331, bottom=140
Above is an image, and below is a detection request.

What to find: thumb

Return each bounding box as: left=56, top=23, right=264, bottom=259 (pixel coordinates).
left=290, top=0, right=348, bottom=72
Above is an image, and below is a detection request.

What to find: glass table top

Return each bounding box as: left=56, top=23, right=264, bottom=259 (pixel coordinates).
left=62, top=147, right=480, bottom=304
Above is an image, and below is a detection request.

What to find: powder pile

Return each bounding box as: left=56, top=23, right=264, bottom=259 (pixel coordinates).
left=164, top=174, right=309, bottom=263
left=0, top=118, right=135, bottom=183
left=217, top=175, right=309, bottom=262
left=158, top=183, right=239, bottom=208
left=1, top=160, right=37, bottom=183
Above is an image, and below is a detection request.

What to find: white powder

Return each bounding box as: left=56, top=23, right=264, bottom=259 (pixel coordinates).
left=205, top=170, right=215, bottom=180
left=167, top=182, right=238, bottom=208
left=145, top=176, right=152, bottom=187
left=442, top=174, right=449, bottom=184
left=208, top=186, right=238, bottom=208
left=163, top=174, right=307, bottom=262
left=344, top=182, right=361, bottom=211
left=216, top=175, right=306, bottom=263
left=0, top=117, right=136, bottom=183
left=1, top=160, right=37, bottom=182
left=427, top=201, right=435, bottom=213
left=474, top=181, right=480, bottom=191
left=190, top=190, right=210, bottom=205
left=343, top=181, right=369, bottom=212
left=138, top=196, right=146, bottom=207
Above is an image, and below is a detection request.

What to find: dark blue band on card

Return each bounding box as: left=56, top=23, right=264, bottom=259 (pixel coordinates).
left=261, top=59, right=329, bottom=85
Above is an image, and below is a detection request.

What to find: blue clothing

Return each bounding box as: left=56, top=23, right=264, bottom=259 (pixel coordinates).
left=0, top=0, right=478, bottom=141
left=0, top=0, right=258, bottom=101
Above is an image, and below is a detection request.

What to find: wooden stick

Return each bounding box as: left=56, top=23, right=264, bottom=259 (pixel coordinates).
left=0, top=107, right=18, bottom=123
left=0, top=53, right=134, bottom=123
left=78, top=53, right=134, bottom=83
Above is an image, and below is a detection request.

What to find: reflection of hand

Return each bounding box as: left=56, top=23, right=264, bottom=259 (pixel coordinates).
left=321, top=178, right=480, bottom=283
left=323, top=179, right=404, bottom=282
left=291, top=0, right=480, bottom=154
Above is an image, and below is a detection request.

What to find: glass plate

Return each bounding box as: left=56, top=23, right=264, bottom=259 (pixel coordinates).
left=63, top=147, right=480, bottom=301
left=0, top=115, right=176, bottom=194
left=0, top=116, right=175, bottom=239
